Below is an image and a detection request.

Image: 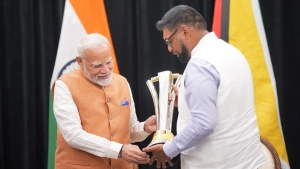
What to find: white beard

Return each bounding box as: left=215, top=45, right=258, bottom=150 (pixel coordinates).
left=83, top=65, right=112, bottom=87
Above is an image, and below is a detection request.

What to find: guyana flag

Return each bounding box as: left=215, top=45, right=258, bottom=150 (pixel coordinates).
left=212, top=0, right=289, bottom=168
left=47, top=0, right=118, bottom=168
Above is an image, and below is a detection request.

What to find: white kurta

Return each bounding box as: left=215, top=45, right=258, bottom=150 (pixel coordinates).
left=177, top=32, right=265, bottom=169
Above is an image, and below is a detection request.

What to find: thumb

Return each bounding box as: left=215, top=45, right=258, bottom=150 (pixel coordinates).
left=150, top=115, right=156, bottom=119
left=171, top=84, right=178, bottom=95
left=143, top=146, right=154, bottom=152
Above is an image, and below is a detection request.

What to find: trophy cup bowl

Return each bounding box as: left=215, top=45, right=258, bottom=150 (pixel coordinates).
left=146, top=70, right=181, bottom=168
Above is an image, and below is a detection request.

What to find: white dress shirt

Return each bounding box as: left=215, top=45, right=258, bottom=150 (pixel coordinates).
left=163, top=58, right=219, bottom=157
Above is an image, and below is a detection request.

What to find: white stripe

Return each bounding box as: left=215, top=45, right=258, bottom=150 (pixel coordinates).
left=252, top=0, right=289, bottom=168
left=50, top=0, right=87, bottom=88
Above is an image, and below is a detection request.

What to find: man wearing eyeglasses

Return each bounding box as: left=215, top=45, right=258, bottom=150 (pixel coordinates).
left=52, top=33, right=156, bottom=169
left=143, top=5, right=265, bottom=169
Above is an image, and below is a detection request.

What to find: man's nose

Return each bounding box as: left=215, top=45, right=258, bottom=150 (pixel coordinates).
left=99, top=65, right=110, bottom=74
left=168, top=45, right=173, bottom=52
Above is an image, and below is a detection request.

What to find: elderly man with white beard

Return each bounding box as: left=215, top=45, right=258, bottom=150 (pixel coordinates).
left=52, top=33, right=157, bottom=169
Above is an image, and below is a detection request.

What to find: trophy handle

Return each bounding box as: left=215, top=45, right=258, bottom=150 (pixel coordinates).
left=146, top=80, right=160, bottom=128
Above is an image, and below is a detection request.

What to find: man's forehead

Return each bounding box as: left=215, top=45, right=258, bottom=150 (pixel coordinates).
left=90, top=57, right=112, bottom=65
left=84, top=47, right=111, bottom=59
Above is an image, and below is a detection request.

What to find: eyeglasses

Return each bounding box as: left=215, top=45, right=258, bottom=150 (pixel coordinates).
left=82, top=57, right=114, bottom=71
left=165, top=28, right=179, bottom=46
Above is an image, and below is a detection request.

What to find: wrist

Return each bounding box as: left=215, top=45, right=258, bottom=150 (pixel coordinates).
left=118, top=145, right=124, bottom=158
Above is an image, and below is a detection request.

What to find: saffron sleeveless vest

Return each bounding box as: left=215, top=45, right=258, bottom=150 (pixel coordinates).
left=54, top=68, right=132, bottom=169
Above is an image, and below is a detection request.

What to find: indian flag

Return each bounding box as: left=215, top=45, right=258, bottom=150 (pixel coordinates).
left=212, top=0, right=289, bottom=168
left=47, top=0, right=118, bottom=168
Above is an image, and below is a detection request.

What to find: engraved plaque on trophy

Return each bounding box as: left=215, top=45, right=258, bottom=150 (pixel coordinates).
left=146, top=70, right=181, bottom=167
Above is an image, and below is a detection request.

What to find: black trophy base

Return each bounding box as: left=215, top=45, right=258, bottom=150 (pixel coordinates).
left=147, top=143, right=180, bottom=168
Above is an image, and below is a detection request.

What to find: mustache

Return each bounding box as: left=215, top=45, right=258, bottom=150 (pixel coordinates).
left=97, top=71, right=111, bottom=77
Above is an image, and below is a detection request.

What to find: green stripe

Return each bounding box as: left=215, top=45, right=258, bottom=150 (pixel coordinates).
left=47, top=91, right=57, bottom=169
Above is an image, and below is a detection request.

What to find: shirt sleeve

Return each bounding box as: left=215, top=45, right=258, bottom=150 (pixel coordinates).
left=53, top=80, right=122, bottom=159
left=163, top=58, right=220, bottom=158
left=127, top=83, right=151, bottom=142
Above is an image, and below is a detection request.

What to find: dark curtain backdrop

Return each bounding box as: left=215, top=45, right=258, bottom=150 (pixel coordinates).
left=0, top=0, right=299, bottom=169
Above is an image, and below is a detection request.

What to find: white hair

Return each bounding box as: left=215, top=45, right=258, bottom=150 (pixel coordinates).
left=78, top=33, right=110, bottom=58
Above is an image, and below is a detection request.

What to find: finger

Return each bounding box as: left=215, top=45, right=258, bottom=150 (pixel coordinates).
left=156, top=160, right=161, bottom=169
left=151, top=115, right=157, bottom=122
left=171, top=84, right=179, bottom=95
left=133, top=148, right=149, bottom=158
left=148, top=156, right=156, bottom=165
left=135, top=156, right=149, bottom=164
left=168, top=93, right=172, bottom=97
left=134, top=158, right=149, bottom=164
left=142, top=147, right=153, bottom=152
left=162, top=161, right=167, bottom=169
left=128, top=153, right=149, bottom=164
left=138, top=152, right=149, bottom=158
left=171, top=83, right=175, bottom=88
left=171, top=83, right=177, bottom=91
left=167, top=158, right=173, bottom=167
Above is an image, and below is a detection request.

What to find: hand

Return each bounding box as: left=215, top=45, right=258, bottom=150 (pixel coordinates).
left=143, top=144, right=173, bottom=169
left=121, top=144, right=150, bottom=164
left=144, top=115, right=157, bottom=133
left=168, top=84, right=178, bottom=107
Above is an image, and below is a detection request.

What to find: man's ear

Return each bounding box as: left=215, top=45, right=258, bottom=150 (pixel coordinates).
left=181, top=25, right=191, bottom=39
left=76, top=56, right=83, bottom=66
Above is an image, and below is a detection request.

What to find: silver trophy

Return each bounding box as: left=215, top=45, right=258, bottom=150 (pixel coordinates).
left=146, top=70, right=181, bottom=146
